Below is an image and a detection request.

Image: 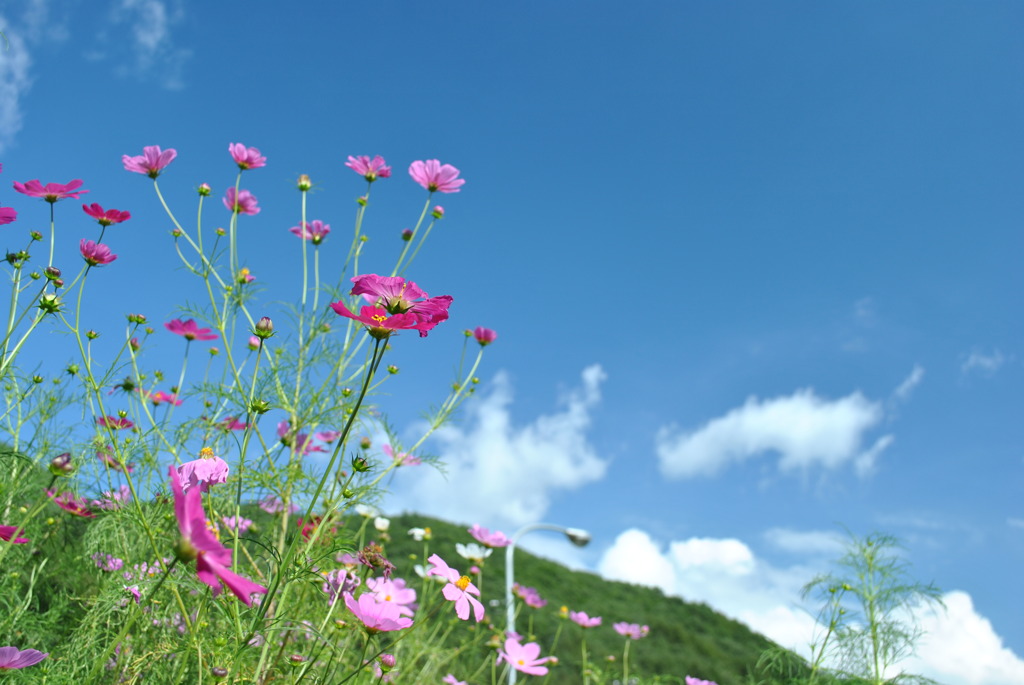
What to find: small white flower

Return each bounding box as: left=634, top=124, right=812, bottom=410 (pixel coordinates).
left=456, top=542, right=492, bottom=563
left=374, top=516, right=391, bottom=533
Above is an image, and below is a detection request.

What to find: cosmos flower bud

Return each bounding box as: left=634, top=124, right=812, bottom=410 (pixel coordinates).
left=39, top=293, right=63, bottom=313
left=49, top=452, right=74, bottom=476
left=30, top=231, right=43, bottom=241
left=357, top=195, right=368, bottom=207
left=29, top=271, right=40, bottom=280
left=210, top=666, right=228, bottom=680
left=198, top=183, right=212, bottom=197
left=52, top=278, right=64, bottom=289
left=86, top=330, right=99, bottom=340
left=380, top=654, right=396, bottom=671
left=249, top=398, right=271, bottom=414
left=44, top=266, right=61, bottom=280
left=129, top=337, right=141, bottom=352
left=401, top=229, right=413, bottom=242
left=254, top=317, right=274, bottom=339
left=297, top=174, right=312, bottom=191
left=359, top=436, right=372, bottom=449
left=387, top=365, right=399, bottom=374
left=432, top=205, right=444, bottom=219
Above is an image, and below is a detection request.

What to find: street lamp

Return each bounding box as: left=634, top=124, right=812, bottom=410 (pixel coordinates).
left=505, top=523, right=591, bottom=684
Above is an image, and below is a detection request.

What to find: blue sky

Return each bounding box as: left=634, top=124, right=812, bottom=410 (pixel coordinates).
left=1, top=2, right=1022, bottom=683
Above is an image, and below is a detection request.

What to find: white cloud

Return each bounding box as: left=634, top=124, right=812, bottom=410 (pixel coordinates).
left=893, top=364, right=925, bottom=402
left=111, top=0, right=189, bottom=89
left=962, top=349, right=1007, bottom=376
left=655, top=389, right=891, bottom=479
left=386, top=365, right=609, bottom=530
left=763, top=528, right=845, bottom=557
left=0, top=18, right=33, bottom=154
left=597, top=528, right=1024, bottom=685
left=1008, top=518, right=1024, bottom=530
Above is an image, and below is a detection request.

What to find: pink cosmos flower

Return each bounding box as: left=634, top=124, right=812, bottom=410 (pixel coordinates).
left=165, top=318, right=218, bottom=341
left=83, top=203, right=131, bottom=226
left=14, top=179, right=88, bottom=203
left=331, top=274, right=452, bottom=339
left=469, top=524, right=510, bottom=548
left=229, top=143, right=266, bottom=170
left=92, top=485, right=132, bottom=511
left=569, top=610, right=602, bottom=628
left=97, top=447, right=134, bottom=473
left=277, top=420, right=326, bottom=456
left=497, top=638, right=550, bottom=676
left=426, top=554, right=485, bottom=622
left=613, top=622, right=650, bottom=640
left=513, top=583, right=547, bottom=609
left=221, top=516, right=252, bottom=536
left=381, top=444, right=422, bottom=467
left=216, top=416, right=248, bottom=432
left=409, top=159, right=465, bottom=193
left=47, top=490, right=95, bottom=518
left=289, top=220, right=331, bottom=245
left=346, top=155, right=391, bottom=182
left=176, top=447, right=230, bottom=494
left=443, top=675, right=467, bottom=685
left=685, top=678, right=719, bottom=685
left=343, top=592, right=413, bottom=633
left=223, top=188, right=260, bottom=215
left=80, top=239, right=117, bottom=266
left=0, top=526, right=28, bottom=544
left=0, top=207, right=17, bottom=225
left=141, top=389, right=183, bottom=406
left=473, top=327, right=497, bottom=346
left=366, top=576, right=417, bottom=617
left=97, top=416, right=135, bottom=430
left=322, top=568, right=361, bottom=602
left=315, top=430, right=341, bottom=443
left=0, top=647, right=48, bottom=670
left=123, top=145, right=177, bottom=178
left=258, top=495, right=299, bottom=515
left=169, top=466, right=267, bottom=605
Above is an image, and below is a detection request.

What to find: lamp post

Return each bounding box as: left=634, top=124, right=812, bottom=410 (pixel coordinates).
left=505, top=523, right=591, bottom=684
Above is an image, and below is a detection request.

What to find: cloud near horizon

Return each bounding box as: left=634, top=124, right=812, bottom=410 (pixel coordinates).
left=386, top=365, right=609, bottom=530
left=655, top=388, right=893, bottom=479
left=597, top=527, right=1024, bottom=685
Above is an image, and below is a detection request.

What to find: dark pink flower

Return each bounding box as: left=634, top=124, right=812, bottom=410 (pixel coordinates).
left=381, top=444, right=421, bottom=467
left=83, top=203, right=131, bottom=226
left=0, top=207, right=16, bottom=225
left=426, top=554, right=484, bottom=622
left=229, top=143, right=266, bottom=170
left=409, top=159, right=464, bottom=193
left=497, top=638, right=550, bottom=676
left=141, top=389, right=183, bottom=406
left=0, top=526, right=28, bottom=544
left=330, top=304, right=425, bottom=340
left=216, top=416, right=247, bottom=432
left=685, top=678, right=719, bottom=685
left=169, top=466, right=267, bottom=605
left=613, top=622, right=650, bottom=640
left=14, top=179, right=88, bottom=203
left=47, top=490, right=95, bottom=518
left=469, top=524, right=510, bottom=548
left=97, top=416, right=135, bottom=430
left=223, top=188, right=260, bottom=215
left=176, top=447, right=229, bottom=493
left=277, top=420, right=326, bottom=456
left=165, top=318, right=218, bottom=341
left=473, top=327, right=497, bottom=346
left=123, top=145, right=177, bottom=178
left=80, top=239, right=117, bottom=266
left=569, top=610, right=602, bottom=628
left=346, top=155, right=391, bottom=182
left=289, top=220, right=330, bottom=245
left=0, top=646, right=48, bottom=670
left=513, top=583, right=547, bottom=609
left=344, top=592, right=413, bottom=633
left=331, top=274, right=452, bottom=339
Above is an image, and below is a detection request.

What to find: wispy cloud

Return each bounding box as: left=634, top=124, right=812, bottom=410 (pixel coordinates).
left=0, top=18, right=33, bottom=155
left=386, top=365, right=609, bottom=530
left=892, top=364, right=925, bottom=402
left=111, top=0, right=189, bottom=89
left=962, top=349, right=1007, bottom=376
left=655, top=388, right=892, bottom=479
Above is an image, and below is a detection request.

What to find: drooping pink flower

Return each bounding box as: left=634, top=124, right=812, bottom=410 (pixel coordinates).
left=513, top=583, right=547, bottom=609
left=91, top=485, right=132, bottom=511
left=0, top=646, right=48, bottom=670
left=176, top=447, right=230, bottom=494
left=97, top=447, right=134, bottom=473
left=685, top=678, right=719, bottom=685
left=469, top=524, right=510, bottom=548
left=343, top=592, right=413, bottom=633
left=366, top=576, right=417, bottom=617
left=409, top=159, right=465, bottom=193
left=0, top=526, right=28, bottom=544
left=315, top=430, right=341, bottom=443
left=331, top=274, right=452, bottom=339
left=229, top=143, right=266, bottom=170
left=473, top=327, right=497, bottom=346
left=169, top=466, right=267, bottom=605
left=141, top=389, right=183, bottom=406
left=123, top=145, right=177, bottom=178
left=47, top=490, right=95, bottom=518
left=426, top=554, right=484, bottom=622
left=14, top=179, right=88, bottom=203
left=223, top=188, right=260, bottom=215
left=613, top=622, right=650, bottom=640
left=346, top=155, right=391, bottom=182
left=216, top=416, right=248, bottom=432
left=277, top=420, right=326, bottom=456
left=497, top=638, right=550, bottom=676
left=83, top=203, right=131, bottom=226
left=0, top=207, right=16, bottom=225
left=97, top=416, right=135, bottom=430
left=165, top=318, right=218, bottom=341
left=289, top=220, right=331, bottom=245
left=381, top=444, right=422, bottom=467
left=569, top=610, right=602, bottom=628
left=80, top=239, right=117, bottom=266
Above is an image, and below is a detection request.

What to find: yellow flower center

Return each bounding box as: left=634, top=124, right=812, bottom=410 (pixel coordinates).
left=455, top=576, right=471, bottom=591
left=199, top=446, right=215, bottom=459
